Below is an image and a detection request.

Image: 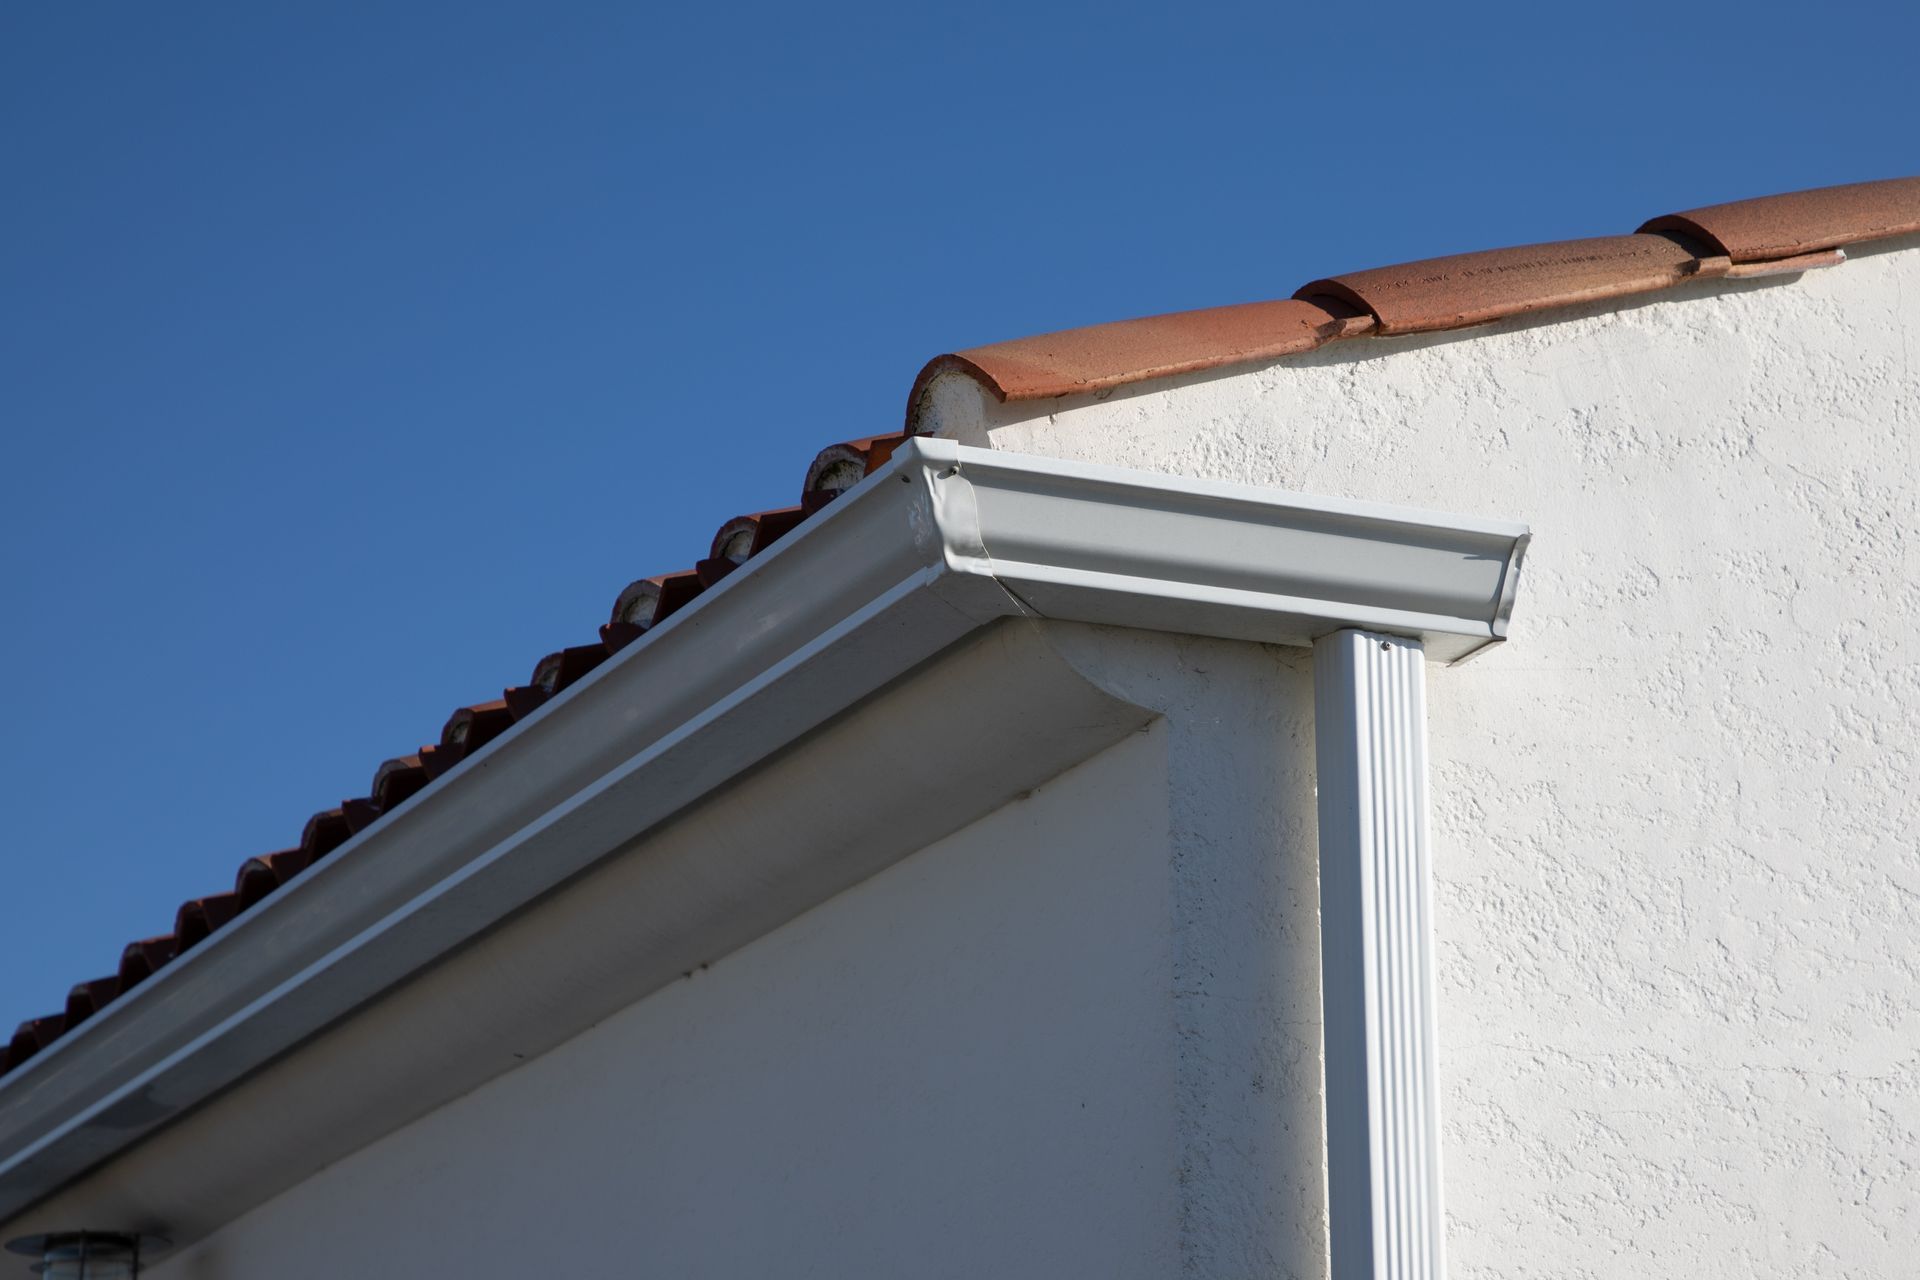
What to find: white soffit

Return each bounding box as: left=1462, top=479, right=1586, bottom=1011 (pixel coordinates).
left=0, top=438, right=1529, bottom=1234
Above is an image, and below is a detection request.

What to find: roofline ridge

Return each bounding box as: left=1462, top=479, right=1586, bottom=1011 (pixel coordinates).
left=906, top=174, right=1919, bottom=430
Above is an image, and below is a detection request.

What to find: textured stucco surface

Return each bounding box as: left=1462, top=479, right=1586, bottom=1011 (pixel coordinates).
left=951, top=242, right=1920, bottom=1277
left=1046, top=626, right=1326, bottom=1275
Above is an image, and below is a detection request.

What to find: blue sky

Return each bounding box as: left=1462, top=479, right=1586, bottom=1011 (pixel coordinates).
left=1, top=0, right=1913, bottom=1032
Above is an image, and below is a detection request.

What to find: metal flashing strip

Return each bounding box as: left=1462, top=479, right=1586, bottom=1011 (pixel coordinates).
left=0, top=438, right=1529, bottom=1246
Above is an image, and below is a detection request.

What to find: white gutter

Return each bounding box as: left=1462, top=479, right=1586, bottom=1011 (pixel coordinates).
left=0, top=439, right=1528, bottom=1273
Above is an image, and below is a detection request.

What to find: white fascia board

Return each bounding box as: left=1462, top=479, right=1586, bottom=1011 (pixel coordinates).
left=0, top=437, right=1528, bottom=1227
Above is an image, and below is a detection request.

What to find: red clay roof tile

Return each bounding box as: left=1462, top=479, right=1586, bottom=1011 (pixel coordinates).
left=907, top=300, right=1351, bottom=413
left=699, top=506, right=815, bottom=585
left=115, top=935, right=176, bottom=993
left=694, top=553, right=739, bottom=588
left=63, top=977, right=121, bottom=1030
left=535, top=645, right=607, bottom=695
left=709, top=515, right=761, bottom=568
left=299, top=809, right=352, bottom=862
left=611, top=572, right=703, bottom=630
left=7, top=1015, right=65, bottom=1068
left=1640, top=176, right=1920, bottom=263
left=439, top=700, right=514, bottom=761
left=505, top=644, right=609, bottom=720
left=339, top=795, right=385, bottom=834
left=603, top=570, right=707, bottom=655
left=234, top=849, right=308, bottom=911
left=801, top=452, right=864, bottom=510
left=502, top=686, right=544, bottom=722
left=1296, top=234, right=1728, bottom=336
left=232, top=859, right=278, bottom=911
left=598, top=621, right=645, bottom=655
left=802, top=433, right=916, bottom=511
left=416, top=742, right=457, bottom=783
left=712, top=507, right=808, bottom=565
left=370, top=755, right=429, bottom=812
left=174, top=893, right=240, bottom=952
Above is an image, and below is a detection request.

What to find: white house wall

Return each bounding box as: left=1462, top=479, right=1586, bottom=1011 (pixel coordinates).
left=133, top=620, right=1344, bottom=1279
left=144, top=723, right=1181, bottom=1279
left=1041, top=626, right=1327, bottom=1276
left=948, top=243, right=1920, bottom=1277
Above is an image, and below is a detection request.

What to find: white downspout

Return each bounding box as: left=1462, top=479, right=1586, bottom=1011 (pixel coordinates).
left=1315, top=630, right=1448, bottom=1280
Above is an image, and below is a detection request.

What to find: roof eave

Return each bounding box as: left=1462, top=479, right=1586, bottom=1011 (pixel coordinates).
left=0, top=438, right=1528, bottom=1233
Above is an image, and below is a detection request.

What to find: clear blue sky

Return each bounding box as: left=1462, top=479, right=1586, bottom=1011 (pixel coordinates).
left=1, top=1, right=1912, bottom=1031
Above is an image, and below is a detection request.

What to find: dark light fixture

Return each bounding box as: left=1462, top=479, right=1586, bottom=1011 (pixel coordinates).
left=5, top=1232, right=165, bottom=1278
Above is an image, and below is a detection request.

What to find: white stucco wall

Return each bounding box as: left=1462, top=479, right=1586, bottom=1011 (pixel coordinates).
left=147, top=726, right=1183, bottom=1279
left=943, top=242, right=1920, bottom=1277
left=137, top=621, right=1338, bottom=1279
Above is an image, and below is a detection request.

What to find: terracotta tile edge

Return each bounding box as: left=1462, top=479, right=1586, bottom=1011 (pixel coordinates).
left=903, top=303, right=1367, bottom=427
